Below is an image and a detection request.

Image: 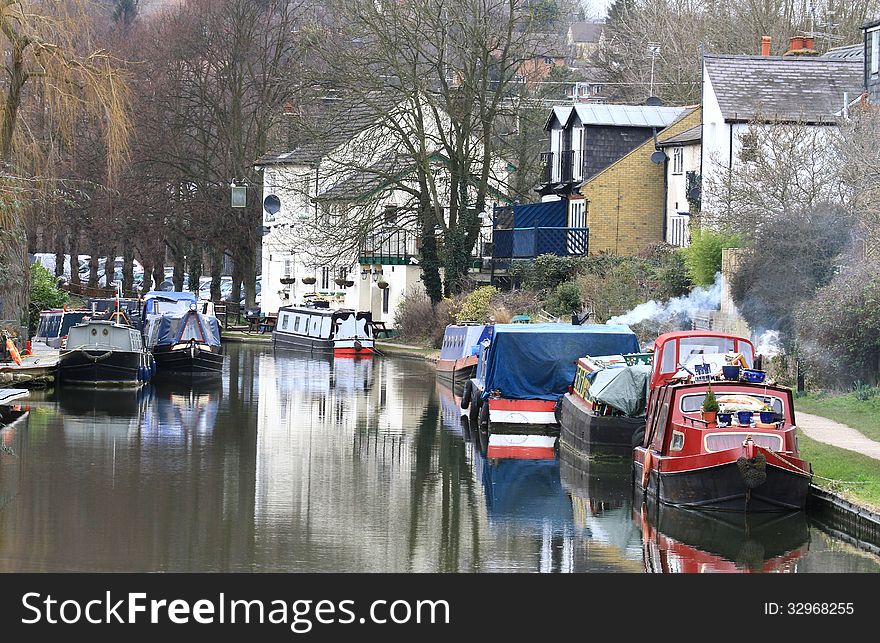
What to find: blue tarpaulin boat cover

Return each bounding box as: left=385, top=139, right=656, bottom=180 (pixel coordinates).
left=483, top=323, right=639, bottom=401
left=153, top=311, right=221, bottom=347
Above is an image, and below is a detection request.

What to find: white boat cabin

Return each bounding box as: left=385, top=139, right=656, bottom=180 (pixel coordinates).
left=66, top=321, right=144, bottom=352
left=277, top=306, right=373, bottom=341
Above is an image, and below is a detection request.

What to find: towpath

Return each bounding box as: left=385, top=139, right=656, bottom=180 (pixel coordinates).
left=797, top=412, right=880, bottom=461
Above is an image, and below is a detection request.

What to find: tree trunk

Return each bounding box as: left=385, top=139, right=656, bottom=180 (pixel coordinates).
left=68, top=227, right=81, bottom=286
left=141, top=258, right=153, bottom=293
left=187, top=247, right=203, bottom=294
left=230, top=262, right=242, bottom=307
left=104, top=243, right=116, bottom=289
left=54, top=225, right=66, bottom=278
left=210, top=249, right=223, bottom=301
left=88, top=253, right=100, bottom=288
left=152, top=246, right=164, bottom=291
left=419, top=209, right=443, bottom=303
left=122, top=245, right=134, bottom=295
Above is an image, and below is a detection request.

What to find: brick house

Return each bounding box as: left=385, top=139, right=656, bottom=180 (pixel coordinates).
left=578, top=108, right=702, bottom=255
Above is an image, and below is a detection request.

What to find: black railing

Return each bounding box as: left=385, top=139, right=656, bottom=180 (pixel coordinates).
left=359, top=227, right=418, bottom=265
left=493, top=227, right=589, bottom=259
left=559, top=149, right=575, bottom=183
left=539, top=151, right=554, bottom=185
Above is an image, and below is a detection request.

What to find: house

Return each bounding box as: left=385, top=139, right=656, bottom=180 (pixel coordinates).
left=566, top=22, right=604, bottom=60
left=656, top=120, right=702, bottom=247
left=700, top=37, right=864, bottom=216
left=866, top=18, right=880, bottom=103
left=255, top=98, right=509, bottom=324
left=577, top=107, right=702, bottom=255
left=515, top=33, right=568, bottom=87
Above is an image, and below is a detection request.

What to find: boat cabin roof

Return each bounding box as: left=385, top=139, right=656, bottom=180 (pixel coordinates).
left=279, top=306, right=370, bottom=319
left=66, top=321, right=144, bottom=352
left=651, top=331, right=755, bottom=389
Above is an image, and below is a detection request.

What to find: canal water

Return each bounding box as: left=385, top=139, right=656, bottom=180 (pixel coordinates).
left=0, top=344, right=878, bottom=573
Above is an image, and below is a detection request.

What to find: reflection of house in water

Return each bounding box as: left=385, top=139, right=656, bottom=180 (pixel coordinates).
left=255, top=356, right=492, bottom=571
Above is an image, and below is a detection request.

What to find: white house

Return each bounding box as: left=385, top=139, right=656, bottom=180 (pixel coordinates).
left=656, top=121, right=702, bottom=247
left=255, top=98, right=509, bottom=325
left=700, top=45, right=863, bottom=218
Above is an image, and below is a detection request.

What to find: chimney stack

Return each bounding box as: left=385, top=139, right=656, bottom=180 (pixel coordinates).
left=760, top=36, right=771, bottom=56
left=790, top=35, right=805, bottom=51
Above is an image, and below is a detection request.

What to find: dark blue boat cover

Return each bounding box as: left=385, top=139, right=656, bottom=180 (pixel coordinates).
left=483, top=323, right=639, bottom=400
left=154, top=311, right=221, bottom=347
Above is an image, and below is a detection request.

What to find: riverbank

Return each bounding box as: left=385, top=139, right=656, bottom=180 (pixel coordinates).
left=375, top=340, right=439, bottom=363
left=221, top=330, right=273, bottom=344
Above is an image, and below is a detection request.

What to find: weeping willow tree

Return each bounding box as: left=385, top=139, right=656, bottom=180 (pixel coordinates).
left=0, top=0, right=131, bottom=324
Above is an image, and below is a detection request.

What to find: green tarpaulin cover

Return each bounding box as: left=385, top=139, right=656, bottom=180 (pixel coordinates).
left=588, top=365, right=651, bottom=417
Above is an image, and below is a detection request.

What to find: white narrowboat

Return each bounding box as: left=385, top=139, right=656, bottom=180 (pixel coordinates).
left=273, top=305, right=375, bottom=357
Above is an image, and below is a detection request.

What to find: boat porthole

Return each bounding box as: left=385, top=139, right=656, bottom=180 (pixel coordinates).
left=103, top=329, right=109, bottom=336
left=91, top=329, right=97, bottom=336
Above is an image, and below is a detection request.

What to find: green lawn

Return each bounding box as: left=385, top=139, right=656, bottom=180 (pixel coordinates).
left=795, top=392, right=880, bottom=443
left=798, top=434, right=880, bottom=511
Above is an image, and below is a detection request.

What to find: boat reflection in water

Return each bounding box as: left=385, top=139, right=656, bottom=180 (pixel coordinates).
left=142, top=377, right=222, bottom=443
left=635, top=499, right=810, bottom=573
left=558, top=449, right=644, bottom=571
left=57, top=385, right=153, bottom=444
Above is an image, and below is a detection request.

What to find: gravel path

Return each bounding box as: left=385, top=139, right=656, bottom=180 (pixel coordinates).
left=797, top=411, right=880, bottom=461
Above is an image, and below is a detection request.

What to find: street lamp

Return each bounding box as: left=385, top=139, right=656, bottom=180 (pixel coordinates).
left=230, top=180, right=247, bottom=208
left=647, top=42, right=661, bottom=98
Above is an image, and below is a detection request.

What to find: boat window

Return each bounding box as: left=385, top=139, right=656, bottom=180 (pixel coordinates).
left=738, top=342, right=755, bottom=367
left=705, top=433, right=783, bottom=453
left=651, top=401, right=670, bottom=451
left=660, top=342, right=677, bottom=373
left=179, top=315, right=205, bottom=342
left=679, top=337, right=735, bottom=361
left=294, top=316, right=300, bottom=332
left=281, top=314, right=289, bottom=330
left=670, top=431, right=685, bottom=451
left=681, top=393, right=783, bottom=415
left=91, top=328, right=97, bottom=336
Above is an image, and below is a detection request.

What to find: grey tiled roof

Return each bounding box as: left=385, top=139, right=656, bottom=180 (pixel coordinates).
left=568, top=22, right=604, bottom=43
left=703, top=54, right=864, bottom=123
left=255, top=98, right=389, bottom=168
left=315, top=154, right=407, bottom=202
left=657, top=124, right=701, bottom=146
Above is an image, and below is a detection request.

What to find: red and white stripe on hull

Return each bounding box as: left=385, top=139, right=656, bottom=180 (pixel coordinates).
left=487, top=398, right=558, bottom=425
left=333, top=339, right=375, bottom=357
left=487, top=434, right=557, bottom=459
left=334, top=347, right=374, bottom=357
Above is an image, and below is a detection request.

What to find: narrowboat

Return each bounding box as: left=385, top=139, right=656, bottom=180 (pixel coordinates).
left=436, top=323, right=492, bottom=396
left=633, top=331, right=812, bottom=512
left=33, top=308, right=90, bottom=349
left=273, top=304, right=374, bottom=357
left=463, top=323, right=640, bottom=459
left=143, top=307, right=224, bottom=375
left=58, top=320, right=155, bottom=386
left=636, top=501, right=809, bottom=573
left=558, top=351, right=652, bottom=457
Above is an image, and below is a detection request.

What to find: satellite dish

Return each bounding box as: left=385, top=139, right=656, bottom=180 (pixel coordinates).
left=263, top=194, right=281, bottom=215
left=645, top=96, right=664, bottom=106
left=650, top=150, right=668, bottom=164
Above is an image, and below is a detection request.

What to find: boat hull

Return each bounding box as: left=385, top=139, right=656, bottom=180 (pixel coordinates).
left=634, top=449, right=811, bottom=512
left=273, top=331, right=374, bottom=357
left=436, top=357, right=477, bottom=397
left=58, top=349, right=149, bottom=386
left=558, top=392, right=645, bottom=457
left=153, top=344, right=224, bottom=375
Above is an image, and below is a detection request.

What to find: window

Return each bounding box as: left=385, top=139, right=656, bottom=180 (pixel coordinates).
left=281, top=314, right=289, bottom=330
left=294, top=316, right=300, bottom=332
left=283, top=259, right=292, bottom=278
left=670, top=431, right=685, bottom=451
left=672, top=147, right=683, bottom=174
left=320, top=267, right=330, bottom=290
left=872, top=30, right=879, bottom=76
left=739, top=129, right=759, bottom=163
left=382, top=287, right=390, bottom=314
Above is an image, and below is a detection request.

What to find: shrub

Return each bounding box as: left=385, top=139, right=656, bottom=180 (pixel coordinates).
left=29, top=261, right=69, bottom=333
left=682, top=228, right=742, bottom=286
left=456, top=285, right=497, bottom=323
left=509, top=254, right=587, bottom=292
left=544, top=281, right=583, bottom=317
left=702, top=386, right=719, bottom=412
left=393, top=289, right=437, bottom=342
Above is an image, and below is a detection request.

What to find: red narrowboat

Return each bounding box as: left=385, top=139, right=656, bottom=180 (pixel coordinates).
left=633, top=331, right=812, bottom=512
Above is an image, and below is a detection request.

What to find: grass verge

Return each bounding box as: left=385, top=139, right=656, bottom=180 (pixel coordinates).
left=795, top=393, right=880, bottom=443
left=798, top=433, right=880, bottom=512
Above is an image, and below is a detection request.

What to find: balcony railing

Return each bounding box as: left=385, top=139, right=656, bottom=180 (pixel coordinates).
left=538, top=150, right=576, bottom=185
left=359, top=228, right=418, bottom=265
left=492, top=227, right=589, bottom=259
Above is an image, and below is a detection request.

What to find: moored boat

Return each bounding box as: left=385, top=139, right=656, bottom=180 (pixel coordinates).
left=464, top=323, right=640, bottom=455
left=633, top=331, right=812, bottom=512
left=58, top=320, right=155, bottom=386
left=559, top=351, right=651, bottom=457
left=273, top=304, right=374, bottom=357
left=33, top=308, right=90, bottom=349
left=144, top=308, right=224, bottom=375
left=436, top=323, right=492, bottom=396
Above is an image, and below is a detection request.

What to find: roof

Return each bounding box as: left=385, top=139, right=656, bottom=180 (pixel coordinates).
left=255, top=98, right=388, bottom=168
left=315, top=154, right=404, bottom=201
left=652, top=330, right=755, bottom=350
left=702, top=54, right=864, bottom=123
left=144, top=291, right=197, bottom=302
left=657, top=124, right=702, bottom=147
left=493, top=322, right=635, bottom=336
left=568, top=22, right=604, bottom=44
left=550, top=103, right=687, bottom=130
left=821, top=43, right=864, bottom=60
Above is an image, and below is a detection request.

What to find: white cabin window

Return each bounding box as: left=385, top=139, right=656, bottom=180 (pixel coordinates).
left=281, top=314, right=289, bottom=330
left=293, top=316, right=300, bottom=332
